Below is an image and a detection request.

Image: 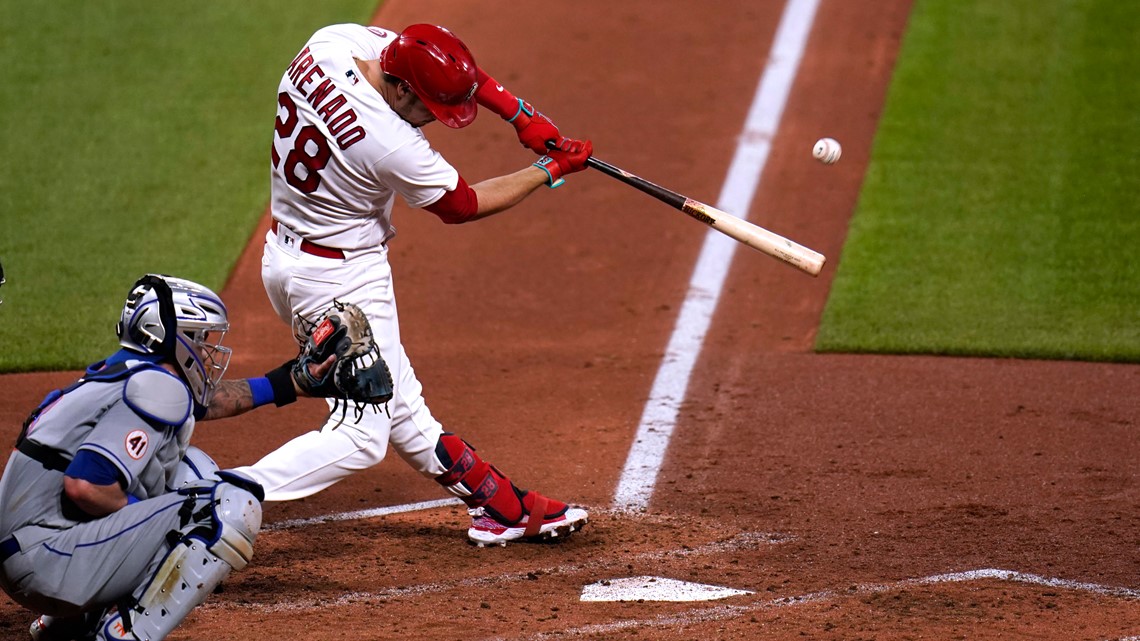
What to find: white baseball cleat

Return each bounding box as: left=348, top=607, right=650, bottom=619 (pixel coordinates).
left=468, top=503, right=589, bottom=547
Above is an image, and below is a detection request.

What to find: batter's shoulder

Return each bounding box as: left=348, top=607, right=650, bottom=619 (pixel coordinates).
left=122, top=367, right=192, bottom=427
left=310, top=23, right=393, bottom=59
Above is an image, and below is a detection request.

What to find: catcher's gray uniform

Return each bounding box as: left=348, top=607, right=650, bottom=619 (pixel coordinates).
left=0, top=352, right=259, bottom=640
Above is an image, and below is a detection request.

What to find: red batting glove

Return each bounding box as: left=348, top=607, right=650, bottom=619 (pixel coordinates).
left=532, top=137, right=593, bottom=188
left=510, top=103, right=561, bottom=154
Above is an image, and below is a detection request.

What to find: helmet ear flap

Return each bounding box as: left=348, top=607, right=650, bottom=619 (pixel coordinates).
left=140, top=275, right=178, bottom=356
left=118, top=274, right=178, bottom=359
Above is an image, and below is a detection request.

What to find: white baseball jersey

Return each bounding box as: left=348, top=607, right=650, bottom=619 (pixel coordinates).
left=269, top=24, right=459, bottom=250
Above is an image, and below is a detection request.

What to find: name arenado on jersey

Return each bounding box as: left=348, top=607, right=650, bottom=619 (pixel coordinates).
left=286, top=46, right=366, bottom=150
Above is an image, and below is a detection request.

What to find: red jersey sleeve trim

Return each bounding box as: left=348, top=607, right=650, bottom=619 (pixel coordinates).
left=424, top=175, right=479, bottom=224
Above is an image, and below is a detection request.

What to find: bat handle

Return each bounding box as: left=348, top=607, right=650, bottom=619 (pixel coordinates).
left=544, top=138, right=606, bottom=171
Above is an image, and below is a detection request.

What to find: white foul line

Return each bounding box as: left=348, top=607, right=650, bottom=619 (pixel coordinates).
left=612, top=0, right=823, bottom=511
left=265, top=497, right=463, bottom=531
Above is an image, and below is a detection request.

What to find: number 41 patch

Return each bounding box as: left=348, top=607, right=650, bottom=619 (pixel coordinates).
left=125, top=430, right=149, bottom=460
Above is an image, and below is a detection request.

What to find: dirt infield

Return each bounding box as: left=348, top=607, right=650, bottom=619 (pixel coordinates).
left=3, top=0, right=1140, bottom=639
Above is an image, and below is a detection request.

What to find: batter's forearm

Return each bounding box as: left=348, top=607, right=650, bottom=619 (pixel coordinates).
left=470, top=167, right=550, bottom=219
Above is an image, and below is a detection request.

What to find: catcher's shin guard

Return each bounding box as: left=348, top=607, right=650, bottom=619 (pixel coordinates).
left=97, top=474, right=263, bottom=641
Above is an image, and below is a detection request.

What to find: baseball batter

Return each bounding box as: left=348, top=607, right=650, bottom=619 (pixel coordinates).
left=236, top=23, right=592, bottom=546
left=1, top=275, right=333, bottom=641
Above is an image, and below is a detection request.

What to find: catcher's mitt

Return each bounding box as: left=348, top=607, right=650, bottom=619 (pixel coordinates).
left=292, top=301, right=394, bottom=419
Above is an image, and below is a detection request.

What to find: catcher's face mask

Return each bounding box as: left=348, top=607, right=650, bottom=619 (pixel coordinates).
left=175, top=327, right=232, bottom=408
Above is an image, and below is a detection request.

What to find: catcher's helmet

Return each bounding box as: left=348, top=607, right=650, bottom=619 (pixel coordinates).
left=117, top=274, right=231, bottom=411
left=380, top=24, right=478, bottom=128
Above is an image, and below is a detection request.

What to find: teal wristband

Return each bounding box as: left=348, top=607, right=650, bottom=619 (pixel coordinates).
left=532, top=159, right=564, bottom=188
left=507, top=98, right=534, bottom=123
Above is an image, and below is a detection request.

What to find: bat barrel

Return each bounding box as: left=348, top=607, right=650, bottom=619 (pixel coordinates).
left=564, top=146, right=826, bottom=275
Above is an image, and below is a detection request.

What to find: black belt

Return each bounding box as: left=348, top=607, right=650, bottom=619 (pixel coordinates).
left=16, top=440, right=71, bottom=473
left=0, top=537, right=20, bottom=562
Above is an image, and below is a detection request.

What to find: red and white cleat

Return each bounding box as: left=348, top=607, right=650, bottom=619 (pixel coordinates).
left=468, top=494, right=588, bottom=547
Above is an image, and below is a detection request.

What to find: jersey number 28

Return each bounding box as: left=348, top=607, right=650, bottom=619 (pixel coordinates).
left=271, top=92, right=332, bottom=194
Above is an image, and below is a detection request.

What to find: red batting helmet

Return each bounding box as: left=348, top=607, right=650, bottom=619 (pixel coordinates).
left=381, top=24, right=479, bottom=128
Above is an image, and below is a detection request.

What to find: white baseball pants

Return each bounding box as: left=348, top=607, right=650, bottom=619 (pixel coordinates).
left=234, top=227, right=447, bottom=500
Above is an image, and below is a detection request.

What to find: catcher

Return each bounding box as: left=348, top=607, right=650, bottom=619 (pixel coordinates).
left=0, top=274, right=388, bottom=641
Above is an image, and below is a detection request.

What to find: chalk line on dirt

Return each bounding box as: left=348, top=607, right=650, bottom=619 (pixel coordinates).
left=202, top=530, right=788, bottom=613
left=487, top=568, right=1140, bottom=640
left=266, top=497, right=464, bottom=530
left=612, top=0, right=823, bottom=512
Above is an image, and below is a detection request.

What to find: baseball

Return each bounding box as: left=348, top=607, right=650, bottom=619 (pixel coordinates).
left=812, top=137, right=842, bottom=165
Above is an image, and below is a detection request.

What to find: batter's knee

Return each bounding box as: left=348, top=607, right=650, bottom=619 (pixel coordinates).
left=323, top=404, right=394, bottom=468
left=351, top=438, right=390, bottom=469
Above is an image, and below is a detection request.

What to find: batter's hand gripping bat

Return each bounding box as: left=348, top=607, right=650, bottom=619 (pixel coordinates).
left=578, top=152, right=827, bottom=276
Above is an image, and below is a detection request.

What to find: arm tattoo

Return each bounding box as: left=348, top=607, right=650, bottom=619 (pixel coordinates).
left=203, top=379, right=256, bottom=421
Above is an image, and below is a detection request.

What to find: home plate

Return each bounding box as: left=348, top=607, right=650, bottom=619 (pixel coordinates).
left=581, top=576, right=754, bottom=602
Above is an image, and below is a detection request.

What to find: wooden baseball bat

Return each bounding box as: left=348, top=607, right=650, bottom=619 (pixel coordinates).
left=583, top=155, right=826, bottom=276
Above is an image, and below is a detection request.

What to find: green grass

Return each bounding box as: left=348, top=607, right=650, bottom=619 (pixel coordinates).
left=4, top=2, right=1137, bottom=370
left=816, top=0, right=1140, bottom=362
left=0, top=1, right=376, bottom=371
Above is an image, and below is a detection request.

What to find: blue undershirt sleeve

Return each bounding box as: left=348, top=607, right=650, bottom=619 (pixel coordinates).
left=66, top=450, right=127, bottom=488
